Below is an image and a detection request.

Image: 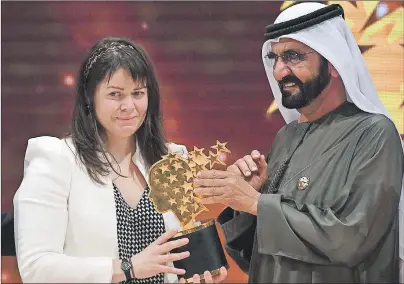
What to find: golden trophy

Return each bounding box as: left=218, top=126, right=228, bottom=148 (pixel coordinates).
left=148, top=141, right=230, bottom=282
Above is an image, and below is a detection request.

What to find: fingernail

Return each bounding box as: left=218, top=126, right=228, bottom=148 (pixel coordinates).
left=245, top=171, right=251, bottom=175
left=251, top=166, right=257, bottom=171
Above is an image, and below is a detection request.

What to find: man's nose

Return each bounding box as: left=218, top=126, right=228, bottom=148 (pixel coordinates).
left=273, top=59, right=291, bottom=81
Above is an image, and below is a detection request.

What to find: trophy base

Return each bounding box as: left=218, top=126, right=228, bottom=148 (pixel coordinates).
left=170, top=219, right=228, bottom=282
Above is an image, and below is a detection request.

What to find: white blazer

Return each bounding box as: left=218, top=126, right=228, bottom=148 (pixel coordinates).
left=13, top=136, right=188, bottom=283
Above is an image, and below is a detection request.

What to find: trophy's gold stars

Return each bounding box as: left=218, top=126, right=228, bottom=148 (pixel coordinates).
left=172, top=161, right=182, bottom=171
left=191, top=146, right=204, bottom=157
left=208, top=151, right=219, bottom=169
left=211, top=141, right=231, bottom=154
left=160, top=163, right=170, bottom=174
left=193, top=163, right=206, bottom=174
left=186, top=155, right=194, bottom=164
left=153, top=176, right=161, bottom=185
left=168, top=173, right=177, bottom=183
left=209, top=150, right=226, bottom=167
left=181, top=196, right=191, bottom=205
left=184, top=170, right=194, bottom=182
left=182, top=182, right=193, bottom=194
left=161, top=152, right=179, bottom=164
left=148, top=141, right=231, bottom=229
left=179, top=204, right=189, bottom=215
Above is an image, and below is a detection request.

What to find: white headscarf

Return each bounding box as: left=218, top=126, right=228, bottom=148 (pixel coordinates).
left=261, top=1, right=404, bottom=268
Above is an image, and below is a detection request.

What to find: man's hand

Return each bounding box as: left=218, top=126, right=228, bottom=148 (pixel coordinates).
left=179, top=267, right=227, bottom=283
left=194, top=170, right=260, bottom=215
left=227, top=150, right=267, bottom=191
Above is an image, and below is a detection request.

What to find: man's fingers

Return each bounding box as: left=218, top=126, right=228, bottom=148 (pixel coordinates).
left=158, top=238, right=189, bottom=254
left=234, top=159, right=253, bottom=177
left=227, top=164, right=243, bottom=175
left=158, top=251, right=190, bottom=263
left=154, top=228, right=179, bottom=245
left=200, top=196, right=222, bottom=205
left=196, top=169, right=228, bottom=179
left=243, top=155, right=259, bottom=172
left=194, top=186, right=225, bottom=197
left=251, top=150, right=261, bottom=159
left=257, top=154, right=267, bottom=171
left=194, top=178, right=227, bottom=188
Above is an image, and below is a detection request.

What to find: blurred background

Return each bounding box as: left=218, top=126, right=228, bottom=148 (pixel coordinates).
left=1, top=1, right=403, bottom=282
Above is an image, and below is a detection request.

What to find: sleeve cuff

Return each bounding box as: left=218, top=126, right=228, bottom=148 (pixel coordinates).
left=217, top=207, right=256, bottom=244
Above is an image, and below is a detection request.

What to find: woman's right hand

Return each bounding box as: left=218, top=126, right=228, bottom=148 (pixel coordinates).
left=131, top=229, right=190, bottom=279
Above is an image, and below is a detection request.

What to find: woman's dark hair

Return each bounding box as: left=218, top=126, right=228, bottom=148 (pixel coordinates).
left=70, top=36, right=168, bottom=184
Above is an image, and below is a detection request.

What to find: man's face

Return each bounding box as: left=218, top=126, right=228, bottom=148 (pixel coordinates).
left=268, top=38, right=331, bottom=109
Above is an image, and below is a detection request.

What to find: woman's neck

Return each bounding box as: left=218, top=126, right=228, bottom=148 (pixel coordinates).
left=105, top=134, right=136, bottom=165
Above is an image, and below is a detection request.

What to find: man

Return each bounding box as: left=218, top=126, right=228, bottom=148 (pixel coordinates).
left=194, top=3, right=404, bottom=283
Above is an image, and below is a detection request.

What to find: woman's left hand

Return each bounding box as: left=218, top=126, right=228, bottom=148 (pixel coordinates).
left=179, top=266, right=227, bottom=283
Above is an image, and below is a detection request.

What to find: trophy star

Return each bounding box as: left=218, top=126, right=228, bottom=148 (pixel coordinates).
left=162, top=191, right=169, bottom=197
left=182, top=182, right=193, bottom=194
left=166, top=152, right=178, bottom=160
left=193, top=163, right=206, bottom=173
left=161, top=152, right=177, bottom=163
left=168, top=173, right=177, bottom=183
left=186, top=155, right=194, bottom=164
left=193, top=202, right=200, bottom=212
left=173, top=188, right=181, bottom=195
left=192, top=146, right=205, bottom=157
left=188, top=161, right=197, bottom=169
left=153, top=176, right=161, bottom=185
left=208, top=150, right=219, bottom=169
left=160, top=164, right=170, bottom=174
left=168, top=198, right=177, bottom=206
left=212, top=141, right=231, bottom=153
left=172, top=161, right=182, bottom=171
left=179, top=204, right=189, bottom=215
left=162, top=182, right=169, bottom=189
left=181, top=196, right=190, bottom=204
left=184, top=170, right=194, bottom=182
left=193, top=156, right=209, bottom=167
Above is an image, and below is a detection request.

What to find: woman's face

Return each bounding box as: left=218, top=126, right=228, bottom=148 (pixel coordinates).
left=93, top=68, right=148, bottom=140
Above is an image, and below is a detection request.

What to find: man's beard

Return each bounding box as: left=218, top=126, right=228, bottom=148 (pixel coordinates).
left=278, top=58, right=331, bottom=109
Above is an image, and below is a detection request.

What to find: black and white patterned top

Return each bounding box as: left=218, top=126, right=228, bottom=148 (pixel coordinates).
left=113, top=183, right=166, bottom=284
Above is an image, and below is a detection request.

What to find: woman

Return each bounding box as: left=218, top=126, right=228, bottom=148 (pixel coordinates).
left=13, top=37, right=227, bottom=283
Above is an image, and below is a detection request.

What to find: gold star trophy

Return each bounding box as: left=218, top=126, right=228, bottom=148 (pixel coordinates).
left=148, top=141, right=230, bottom=282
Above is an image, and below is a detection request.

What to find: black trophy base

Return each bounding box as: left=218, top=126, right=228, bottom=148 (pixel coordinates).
left=170, top=219, right=228, bottom=282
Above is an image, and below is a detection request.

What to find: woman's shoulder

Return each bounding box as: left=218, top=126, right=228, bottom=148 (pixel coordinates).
left=24, top=135, right=76, bottom=166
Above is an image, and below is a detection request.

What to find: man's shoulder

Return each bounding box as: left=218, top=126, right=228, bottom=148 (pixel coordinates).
left=276, top=121, right=297, bottom=136
left=360, top=113, right=399, bottom=137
